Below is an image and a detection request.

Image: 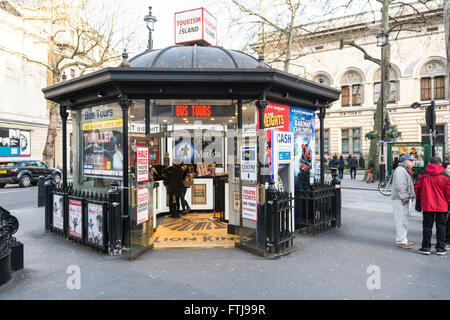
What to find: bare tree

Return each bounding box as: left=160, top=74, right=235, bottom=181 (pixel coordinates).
left=14, top=0, right=138, bottom=167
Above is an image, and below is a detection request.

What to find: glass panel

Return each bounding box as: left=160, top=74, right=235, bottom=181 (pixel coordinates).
left=421, top=78, right=431, bottom=100
left=353, top=129, right=360, bottom=137
left=389, top=81, right=398, bottom=103
left=353, top=138, right=360, bottom=153
left=342, top=129, right=349, bottom=137
left=352, top=84, right=361, bottom=105
left=374, top=82, right=380, bottom=104
left=342, top=139, right=349, bottom=153
left=341, top=86, right=350, bottom=106
left=434, top=76, right=445, bottom=99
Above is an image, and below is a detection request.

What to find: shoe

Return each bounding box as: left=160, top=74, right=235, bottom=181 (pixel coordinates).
left=417, top=248, right=431, bottom=255
left=407, top=241, right=414, bottom=246
left=396, top=242, right=413, bottom=249
left=436, top=248, right=447, bottom=255
left=445, top=243, right=450, bottom=250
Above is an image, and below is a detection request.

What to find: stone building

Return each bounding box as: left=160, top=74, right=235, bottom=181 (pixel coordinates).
left=266, top=1, right=449, bottom=165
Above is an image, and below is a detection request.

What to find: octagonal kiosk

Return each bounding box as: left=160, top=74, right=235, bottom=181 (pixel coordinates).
left=42, top=44, right=340, bottom=260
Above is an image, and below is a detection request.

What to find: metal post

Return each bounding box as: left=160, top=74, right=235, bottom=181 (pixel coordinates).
left=60, top=105, right=69, bottom=190
left=44, top=176, right=55, bottom=232
left=119, top=98, right=130, bottom=248
left=256, top=97, right=268, bottom=248
left=318, top=107, right=326, bottom=184
left=430, top=100, right=436, bottom=157
left=379, top=43, right=386, bottom=183
left=108, top=180, right=122, bottom=256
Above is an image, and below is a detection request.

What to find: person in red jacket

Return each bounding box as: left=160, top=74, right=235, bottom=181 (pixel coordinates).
left=414, top=156, right=450, bottom=255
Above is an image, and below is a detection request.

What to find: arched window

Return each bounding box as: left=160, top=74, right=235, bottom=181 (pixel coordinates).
left=341, top=70, right=363, bottom=107
left=373, top=67, right=399, bottom=104
left=420, top=60, right=446, bottom=100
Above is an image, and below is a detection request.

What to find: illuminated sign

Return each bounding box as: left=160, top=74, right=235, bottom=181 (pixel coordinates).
left=153, top=104, right=235, bottom=118
left=175, top=8, right=217, bottom=46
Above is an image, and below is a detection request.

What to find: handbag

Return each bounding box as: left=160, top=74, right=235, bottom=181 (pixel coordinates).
left=182, top=173, right=193, bottom=188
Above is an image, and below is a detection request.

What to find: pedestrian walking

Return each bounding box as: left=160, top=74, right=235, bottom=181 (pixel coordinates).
left=166, top=163, right=185, bottom=218
left=391, top=154, right=416, bottom=249
left=338, top=155, right=345, bottom=179
left=414, top=157, right=450, bottom=255
left=349, top=155, right=358, bottom=179
left=443, top=162, right=450, bottom=250
left=328, top=155, right=339, bottom=178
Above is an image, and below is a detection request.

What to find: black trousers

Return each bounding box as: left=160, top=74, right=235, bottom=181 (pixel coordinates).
left=446, top=213, right=450, bottom=244
left=168, top=194, right=180, bottom=216
left=338, top=168, right=344, bottom=179
left=180, top=187, right=190, bottom=211
left=422, top=211, right=448, bottom=250
left=350, top=168, right=357, bottom=179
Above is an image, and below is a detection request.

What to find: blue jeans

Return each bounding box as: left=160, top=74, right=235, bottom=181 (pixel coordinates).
left=350, top=168, right=356, bottom=179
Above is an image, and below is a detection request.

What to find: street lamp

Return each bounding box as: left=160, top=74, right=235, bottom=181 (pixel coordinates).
left=411, top=100, right=436, bottom=156
left=376, top=29, right=388, bottom=183
left=144, top=6, right=157, bottom=51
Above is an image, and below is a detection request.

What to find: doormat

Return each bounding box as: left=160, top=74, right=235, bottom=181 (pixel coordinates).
left=150, top=213, right=236, bottom=249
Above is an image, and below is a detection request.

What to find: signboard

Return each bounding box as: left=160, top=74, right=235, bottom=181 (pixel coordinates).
left=175, top=8, right=217, bottom=46
left=240, top=145, right=257, bottom=181
left=136, top=146, right=149, bottom=183
left=52, top=194, right=64, bottom=231
left=68, top=199, right=83, bottom=239
left=0, top=128, right=31, bottom=157
left=153, top=104, right=235, bottom=118
left=137, top=187, right=149, bottom=225
left=192, top=184, right=207, bottom=205
left=241, top=185, right=257, bottom=222
left=233, top=191, right=241, bottom=212
left=82, top=105, right=123, bottom=178
left=87, top=203, right=104, bottom=247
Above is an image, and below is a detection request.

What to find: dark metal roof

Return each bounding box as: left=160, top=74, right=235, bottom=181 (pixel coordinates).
left=129, top=45, right=264, bottom=69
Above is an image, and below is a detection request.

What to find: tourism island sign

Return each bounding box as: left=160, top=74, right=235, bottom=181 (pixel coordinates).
left=175, top=8, right=217, bottom=46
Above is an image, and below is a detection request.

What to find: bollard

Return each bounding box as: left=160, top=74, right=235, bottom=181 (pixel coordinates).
left=37, top=176, right=46, bottom=207
left=107, top=180, right=122, bottom=256
left=265, top=179, right=278, bottom=253
left=331, top=177, right=342, bottom=228
left=44, top=176, right=55, bottom=232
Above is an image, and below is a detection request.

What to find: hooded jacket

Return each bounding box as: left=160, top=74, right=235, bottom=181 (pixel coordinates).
left=391, top=163, right=415, bottom=201
left=414, top=164, right=450, bottom=212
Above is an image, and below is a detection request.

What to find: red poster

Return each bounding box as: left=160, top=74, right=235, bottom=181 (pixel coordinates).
left=136, top=146, right=149, bottom=183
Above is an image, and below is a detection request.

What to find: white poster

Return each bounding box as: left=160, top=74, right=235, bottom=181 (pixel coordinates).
left=52, top=194, right=64, bottom=231
left=241, top=185, right=258, bottom=222
left=136, top=146, right=149, bottom=183
left=68, top=199, right=83, bottom=239
left=137, top=187, right=149, bottom=225
left=240, top=145, right=257, bottom=181
left=87, top=203, right=104, bottom=246
left=20, top=131, right=31, bottom=156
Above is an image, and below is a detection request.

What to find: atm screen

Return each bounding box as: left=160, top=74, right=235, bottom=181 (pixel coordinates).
left=278, top=165, right=285, bottom=170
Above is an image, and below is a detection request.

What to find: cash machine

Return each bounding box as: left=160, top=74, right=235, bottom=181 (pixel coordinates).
left=271, top=131, right=295, bottom=231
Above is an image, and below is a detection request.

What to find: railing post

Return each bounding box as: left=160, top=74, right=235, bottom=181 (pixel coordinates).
left=108, top=180, right=122, bottom=256
left=37, top=176, right=46, bottom=207
left=265, top=180, right=277, bottom=253
left=44, top=176, right=55, bottom=232
left=331, top=178, right=342, bottom=228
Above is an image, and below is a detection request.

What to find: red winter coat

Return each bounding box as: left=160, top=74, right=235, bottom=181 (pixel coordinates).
left=414, top=164, right=450, bottom=212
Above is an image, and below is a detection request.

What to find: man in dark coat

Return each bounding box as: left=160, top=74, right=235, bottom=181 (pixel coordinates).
left=349, top=156, right=358, bottom=179
left=415, top=157, right=450, bottom=255
left=328, top=155, right=339, bottom=178
left=166, top=163, right=185, bottom=218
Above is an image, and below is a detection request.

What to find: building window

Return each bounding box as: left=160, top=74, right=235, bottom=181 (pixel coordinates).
left=315, top=129, right=329, bottom=154
left=341, top=128, right=361, bottom=154
left=421, top=125, right=445, bottom=144
left=420, top=61, right=446, bottom=101
left=374, top=67, right=399, bottom=104
left=341, top=70, right=363, bottom=107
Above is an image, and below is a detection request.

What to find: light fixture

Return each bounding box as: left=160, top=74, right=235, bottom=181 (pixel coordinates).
left=97, top=91, right=104, bottom=98
left=410, top=102, right=421, bottom=109
left=376, top=29, right=388, bottom=47
left=144, top=6, right=157, bottom=50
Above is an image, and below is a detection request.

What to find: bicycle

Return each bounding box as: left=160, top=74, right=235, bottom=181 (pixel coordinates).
left=378, top=173, right=393, bottom=196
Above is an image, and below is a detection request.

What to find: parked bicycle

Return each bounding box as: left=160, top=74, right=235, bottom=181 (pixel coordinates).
left=378, top=173, right=393, bottom=196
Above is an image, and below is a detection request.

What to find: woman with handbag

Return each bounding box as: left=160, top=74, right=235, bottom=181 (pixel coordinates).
left=181, top=164, right=194, bottom=214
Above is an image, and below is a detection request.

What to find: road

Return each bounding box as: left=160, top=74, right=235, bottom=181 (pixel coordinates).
left=0, top=185, right=38, bottom=211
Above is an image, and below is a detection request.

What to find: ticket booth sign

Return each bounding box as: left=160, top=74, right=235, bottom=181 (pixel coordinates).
left=175, top=8, right=217, bottom=46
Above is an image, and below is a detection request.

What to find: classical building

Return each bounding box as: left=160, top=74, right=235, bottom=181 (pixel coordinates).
left=266, top=0, right=449, bottom=164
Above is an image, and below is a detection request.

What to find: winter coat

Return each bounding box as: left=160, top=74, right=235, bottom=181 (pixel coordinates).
left=414, top=164, right=450, bottom=212
left=166, top=165, right=185, bottom=197
left=338, top=159, right=345, bottom=169
left=329, top=158, right=339, bottom=169
left=391, top=163, right=415, bottom=201
left=349, top=157, right=358, bottom=168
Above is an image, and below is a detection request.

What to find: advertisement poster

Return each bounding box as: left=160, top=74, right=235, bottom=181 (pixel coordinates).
left=136, top=146, right=149, bottom=183
left=52, top=194, right=64, bottom=231
left=0, top=128, right=25, bottom=157
left=240, top=145, right=257, bottom=181
left=20, top=131, right=31, bottom=156
left=68, top=199, right=83, bottom=239
left=241, top=185, right=257, bottom=222
left=192, top=184, right=207, bottom=205
left=137, top=187, right=149, bottom=225
left=174, top=129, right=223, bottom=164
left=174, top=138, right=195, bottom=164
left=82, top=106, right=123, bottom=178
left=233, top=191, right=241, bottom=212
left=289, top=107, right=315, bottom=179
left=87, top=203, right=104, bottom=246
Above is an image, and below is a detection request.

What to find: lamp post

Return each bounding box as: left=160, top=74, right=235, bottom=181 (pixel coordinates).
left=376, top=29, right=388, bottom=183
left=411, top=100, right=436, bottom=157
left=144, top=6, right=157, bottom=51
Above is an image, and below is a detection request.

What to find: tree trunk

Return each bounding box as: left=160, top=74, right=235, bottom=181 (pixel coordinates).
left=445, top=0, right=450, bottom=100
left=42, top=106, right=59, bottom=166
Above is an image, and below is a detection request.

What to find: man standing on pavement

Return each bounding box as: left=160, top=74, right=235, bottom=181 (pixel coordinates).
left=415, top=157, right=450, bottom=255
left=391, top=154, right=416, bottom=249
left=349, top=155, right=358, bottom=179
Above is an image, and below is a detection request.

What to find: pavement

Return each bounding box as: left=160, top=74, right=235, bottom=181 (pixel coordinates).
left=0, top=180, right=449, bottom=300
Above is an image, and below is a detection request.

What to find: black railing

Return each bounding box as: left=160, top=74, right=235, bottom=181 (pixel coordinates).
left=295, top=180, right=341, bottom=235
left=265, top=181, right=295, bottom=256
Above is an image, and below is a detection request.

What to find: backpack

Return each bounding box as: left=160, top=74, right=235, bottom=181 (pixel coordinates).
left=182, top=173, right=194, bottom=188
